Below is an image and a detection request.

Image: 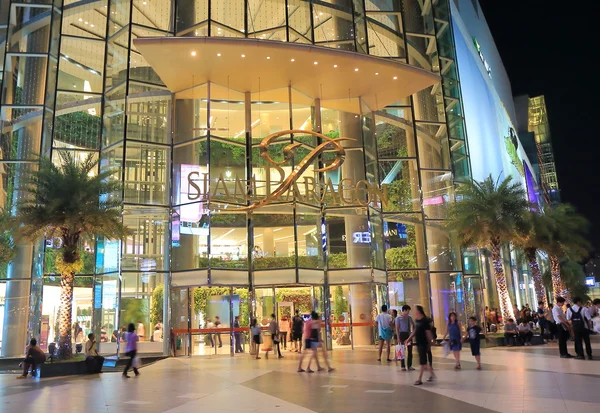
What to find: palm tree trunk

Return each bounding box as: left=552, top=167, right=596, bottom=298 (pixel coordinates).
left=525, top=249, right=547, bottom=308
left=549, top=255, right=569, bottom=301
left=490, top=242, right=515, bottom=323
left=57, top=271, right=75, bottom=358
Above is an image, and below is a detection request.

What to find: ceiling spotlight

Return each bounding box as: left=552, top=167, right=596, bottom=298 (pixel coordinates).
left=354, top=68, right=359, bottom=72
left=241, top=54, right=245, bottom=58
left=290, top=58, right=295, bottom=62
left=314, top=61, right=318, bottom=65
left=191, top=51, right=197, bottom=56
left=78, top=18, right=83, bottom=22
left=393, top=76, right=398, bottom=80
left=217, top=53, right=221, bottom=57
left=142, top=1, right=147, bottom=4
left=333, top=64, right=338, bottom=68
left=267, top=56, right=271, bottom=59
left=375, top=72, right=379, bottom=75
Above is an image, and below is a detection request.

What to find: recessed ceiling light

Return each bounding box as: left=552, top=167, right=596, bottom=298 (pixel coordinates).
left=191, top=51, right=197, bottom=56
left=290, top=58, right=295, bottom=62
left=354, top=68, right=359, bottom=71
left=375, top=72, right=379, bottom=75
left=90, top=24, right=94, bottom=27
left=217, top=53, right=221, bottom=57
left=333, top=64, right=338, bottom=68
left=142, top=1, right=146, bottom=4
left=78, top=18, right=83, bottom=22
left=314, top=61, right=318, bottom=65
left=241, top=54, right=245, bottom=58
left=267, top=56, right=271, bottom=59
left=393, top=76, right=398, bottom=80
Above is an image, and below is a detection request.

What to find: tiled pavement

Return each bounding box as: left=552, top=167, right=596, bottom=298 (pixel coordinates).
left=1, top=340, right=599, bottom=413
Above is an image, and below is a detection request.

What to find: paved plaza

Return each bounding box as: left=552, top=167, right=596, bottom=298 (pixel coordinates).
left=1, top=341, right=599, bottom=413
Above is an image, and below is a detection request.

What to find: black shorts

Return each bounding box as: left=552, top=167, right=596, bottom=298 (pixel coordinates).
left=304, top=339, right=313, bottom=349
left=417, top=345, right=428, bottom=366
left=253, top=335, right=261, bottom=345
left=294, top=331, right=302, bottom=341
left=470, top=340, right=480, bottom=356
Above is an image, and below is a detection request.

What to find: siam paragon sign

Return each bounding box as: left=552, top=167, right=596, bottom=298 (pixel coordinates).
left=186, top=130, right=389, bottom=211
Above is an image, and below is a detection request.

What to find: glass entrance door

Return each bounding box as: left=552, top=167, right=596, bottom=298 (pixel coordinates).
left=170, top=286, right=250, bottom=356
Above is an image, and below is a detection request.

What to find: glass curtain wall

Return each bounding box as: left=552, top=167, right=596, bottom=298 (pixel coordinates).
left=0, top=0, right=483, bottom=355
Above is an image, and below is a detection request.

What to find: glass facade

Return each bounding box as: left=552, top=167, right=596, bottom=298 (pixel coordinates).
left=0, top=0, right=486, bottom=357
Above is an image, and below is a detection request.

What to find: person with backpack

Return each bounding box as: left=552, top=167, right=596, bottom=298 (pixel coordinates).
left=567, top=297, right=593, bottom=360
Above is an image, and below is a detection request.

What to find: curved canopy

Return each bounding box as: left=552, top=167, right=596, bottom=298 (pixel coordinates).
left=133, top=37, right=440, bottom=111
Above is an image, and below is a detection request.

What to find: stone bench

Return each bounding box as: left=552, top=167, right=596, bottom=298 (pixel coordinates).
left=492, top=334, right=545, bottom=347
left=38, top=360, right=89, bottom=378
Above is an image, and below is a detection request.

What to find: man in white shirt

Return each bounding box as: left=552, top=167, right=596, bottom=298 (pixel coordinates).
left=566, top=297, right=592, bottom=360
left=85, top=333, right=105, bottom=373
left=552, top=297, right=573, bottom=358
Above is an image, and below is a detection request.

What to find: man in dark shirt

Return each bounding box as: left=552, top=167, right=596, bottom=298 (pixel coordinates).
left=292, top=310, right=304, bottom=353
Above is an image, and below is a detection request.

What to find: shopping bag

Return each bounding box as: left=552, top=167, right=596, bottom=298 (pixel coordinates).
left=395, top=344, right=406, bottom=360
left=261, top=333, right=273, bottom=352
left=132, top=356, right=141, bottom=368
left=442, top=341, right=451, bottom=357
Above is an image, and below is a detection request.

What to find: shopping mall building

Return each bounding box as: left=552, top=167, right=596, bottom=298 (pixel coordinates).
left=0, top=0, right=557, bottom=357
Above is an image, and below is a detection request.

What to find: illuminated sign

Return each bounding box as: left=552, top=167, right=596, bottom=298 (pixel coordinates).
left=473, top=37, right=492, bottom=78
left=186, top=130, right=389, bottom=211
left=585, top=277, right=595, bottom=287
left=342, top=232, right=372, bottom=244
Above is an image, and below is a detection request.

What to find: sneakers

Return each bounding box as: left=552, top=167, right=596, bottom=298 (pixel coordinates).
left=408, top=367, right=415, bottom=371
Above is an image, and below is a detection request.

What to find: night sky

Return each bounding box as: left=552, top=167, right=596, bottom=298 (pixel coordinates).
left=478, top=1, right=600, bottom=255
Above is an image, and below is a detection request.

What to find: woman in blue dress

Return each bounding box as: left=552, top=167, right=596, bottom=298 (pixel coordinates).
left=443, top=312, right=463, bottom=369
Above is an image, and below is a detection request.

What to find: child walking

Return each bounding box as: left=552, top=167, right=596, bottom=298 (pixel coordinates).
left=465, top=316, right=483, bottom=370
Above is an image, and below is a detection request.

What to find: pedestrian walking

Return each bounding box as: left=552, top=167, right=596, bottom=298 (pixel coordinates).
left=269, top=313, right=283, bottom=358
left=443, top=312, right=463, bottom=369
left=297, top=312, right=316, bottom=372
left=465, top=317, right=483, bottom=370
left=396, top=305, right=415, bottom=371
left=250, top=318, right=262, bottom=360
left=376, top=305, right=393, bottom=362
left=123, top=323, right=140, bottom=378
left=305, top=312, right=323, bottom=373
left=292, top=310, right=304, bottom=353
left=234, top=315, right=244, bottom=353
left=405, top=305, right=436, bottom=385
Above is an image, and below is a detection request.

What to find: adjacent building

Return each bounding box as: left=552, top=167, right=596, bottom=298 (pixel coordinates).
left=0, top=0, right=547, bottom=357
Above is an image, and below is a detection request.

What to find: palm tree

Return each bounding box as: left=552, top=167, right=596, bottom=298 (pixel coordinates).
left=540, top=205, right=590, bottom=301
left=514, top=211, right=553, bottom=307
left=447, top=175, right=529, bottom=323
left=12, top=153, right=127, bottom=358
left=0, top=210, right=16, bottom=271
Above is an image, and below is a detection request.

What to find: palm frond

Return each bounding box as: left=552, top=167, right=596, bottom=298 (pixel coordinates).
left=446, top=174, right=529, bottom=249
left=12, top=153, right=129, bottom=247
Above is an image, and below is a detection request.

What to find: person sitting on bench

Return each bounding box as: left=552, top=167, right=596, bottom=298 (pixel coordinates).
left=18, top=338, right=46, bottom=378
left=518, top=321, right=533, bottom=346
left=85, top=333, right=105, bottom=374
